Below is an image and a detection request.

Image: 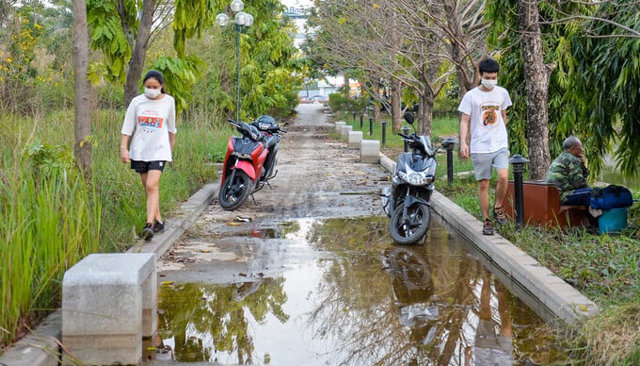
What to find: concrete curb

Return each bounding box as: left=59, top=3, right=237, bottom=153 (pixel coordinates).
left=127, top=183, right=219, bottom=257
left=0, top=311, right=61, bottom=366
left=0, top=184, right=219, bottom=365
left=378, top=152, right=599, bottom=326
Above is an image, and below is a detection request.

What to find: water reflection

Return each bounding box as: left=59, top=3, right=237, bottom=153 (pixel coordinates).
left=156, top=217, right=571, bottom=365
left=157, top=278, right=288, bottom=363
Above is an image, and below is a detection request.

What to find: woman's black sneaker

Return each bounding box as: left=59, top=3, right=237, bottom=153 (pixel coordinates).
left=142, top=223, right=154, bottom=241
left=153, top=220, right=165, bottom=234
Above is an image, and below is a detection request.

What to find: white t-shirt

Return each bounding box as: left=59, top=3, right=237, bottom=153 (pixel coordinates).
left=121, top=94, right=177, bottom=162
left=458, top=86, right=512, bottom=154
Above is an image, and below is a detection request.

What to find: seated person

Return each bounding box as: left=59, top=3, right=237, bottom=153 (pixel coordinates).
left=546, top=136, right=592, bottom=206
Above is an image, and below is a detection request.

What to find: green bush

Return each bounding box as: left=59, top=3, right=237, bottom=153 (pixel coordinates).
left=328, top=92, right=368, bottom=113
left=433, top=96, right=459, bottom=119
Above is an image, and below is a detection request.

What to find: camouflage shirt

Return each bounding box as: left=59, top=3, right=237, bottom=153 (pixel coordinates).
left=546, top=151, right=589, bottom=202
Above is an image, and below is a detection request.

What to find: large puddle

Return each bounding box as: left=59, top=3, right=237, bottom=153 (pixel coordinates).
left=154, top=217, right=573, bottom=365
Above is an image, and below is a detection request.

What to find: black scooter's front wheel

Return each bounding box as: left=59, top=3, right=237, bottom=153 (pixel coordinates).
left=390, top=203, right=430, bottom=245
left=219, top=170, right=252, bottom=211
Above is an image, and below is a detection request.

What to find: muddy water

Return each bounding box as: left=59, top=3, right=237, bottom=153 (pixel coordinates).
left=153, top=217, right=572, bottom=365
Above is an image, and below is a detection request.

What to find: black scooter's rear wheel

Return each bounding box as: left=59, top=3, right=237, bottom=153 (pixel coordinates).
left=219, top=170, right=252, bottom=210
left=390, top=204, right=430, bottom=245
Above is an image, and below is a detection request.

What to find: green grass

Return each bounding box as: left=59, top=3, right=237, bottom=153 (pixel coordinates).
left=0, top=140, right=100, bottom=347
left=0, top=108, right=230, bottom=348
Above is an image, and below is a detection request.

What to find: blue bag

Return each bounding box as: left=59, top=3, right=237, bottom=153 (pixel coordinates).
left=589, top=185, right=633, bottom=210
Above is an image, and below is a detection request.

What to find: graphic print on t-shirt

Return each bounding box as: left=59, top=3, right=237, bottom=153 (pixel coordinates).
left=137, top=108, right=164, bottom=131
left=480, top=103, right=500, bottom=128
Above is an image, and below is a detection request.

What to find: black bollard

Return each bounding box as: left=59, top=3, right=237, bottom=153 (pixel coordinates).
left=369, top=117, right=373, bottom=136
left=509, top=154, right=529, bottom=228
left=352, top=111, right=356, bottom=123
left=442, top=138, right=456, bottom=186
left=360, top=113, right=364, bottom=130
left=381, top=121, right=387, bottom=148
left=402, top=126, right=410, bottom=152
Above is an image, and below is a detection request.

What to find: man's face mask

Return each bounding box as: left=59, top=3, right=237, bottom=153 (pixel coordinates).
left=481, top=79, right=498, bottom=89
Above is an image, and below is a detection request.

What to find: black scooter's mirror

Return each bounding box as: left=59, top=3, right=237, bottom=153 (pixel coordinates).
left=403, top=112, right=415, bottom=125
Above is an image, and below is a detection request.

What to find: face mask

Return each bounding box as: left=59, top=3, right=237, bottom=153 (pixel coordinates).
left=481, top=79, right=498, bottom=89
left=144, top=87, right=161, bottom=99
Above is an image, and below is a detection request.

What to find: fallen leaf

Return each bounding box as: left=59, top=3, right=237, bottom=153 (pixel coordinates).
left=200, top=249, right=211, bottom=253
left=161, top=281, right=174, bottom=286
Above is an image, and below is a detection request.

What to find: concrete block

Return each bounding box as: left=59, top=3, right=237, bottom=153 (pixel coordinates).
left=360, top=140, right=380, bottom=163
left=348, top=131, right=363, bottom=149
left=340, top=125, right=353, bottom=139
left=334, top=121, right=346, bottom=132
left=62, top=253, right=156, bottom=365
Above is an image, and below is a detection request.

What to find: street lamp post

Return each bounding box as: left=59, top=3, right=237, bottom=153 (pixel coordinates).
left=216, top=0, right=253, bottom=122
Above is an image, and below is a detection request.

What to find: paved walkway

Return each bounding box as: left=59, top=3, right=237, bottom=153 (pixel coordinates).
left=156, top=103, right=389, bottom=282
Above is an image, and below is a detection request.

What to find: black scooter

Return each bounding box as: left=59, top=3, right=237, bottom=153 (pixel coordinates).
left=381, top=112, right=443, bottom=245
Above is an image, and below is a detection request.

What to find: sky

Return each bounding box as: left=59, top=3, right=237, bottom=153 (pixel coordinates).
left=281, top=0, right=313, bottom=8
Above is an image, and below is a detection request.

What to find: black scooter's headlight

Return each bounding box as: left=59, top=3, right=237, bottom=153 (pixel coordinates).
left=398, top=170, right=433, bottom=186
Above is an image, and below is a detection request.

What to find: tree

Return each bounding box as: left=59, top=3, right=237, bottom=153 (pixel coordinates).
left=72, top=0, right=91, bottom=175
left=306, top=0, right=486, bottom=134
left=560, top=1, right=640, bottom=176
left=516, top=0, right=551, bottom=180
left=488, top=0, right=639, bottom=178
left=87, top=0, right=175, bottom=106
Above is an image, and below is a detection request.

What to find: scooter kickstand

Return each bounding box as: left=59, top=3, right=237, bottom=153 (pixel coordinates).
left=251, top=194, right=258, bottom=205
left=266, top=180, right=273, bottom=190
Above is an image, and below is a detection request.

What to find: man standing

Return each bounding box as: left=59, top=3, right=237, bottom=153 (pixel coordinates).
left=546, top=136, right=591, bottom=205
left=459, top=58, right=512, bottom=235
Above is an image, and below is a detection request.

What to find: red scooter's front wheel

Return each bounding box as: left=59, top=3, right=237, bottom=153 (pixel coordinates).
left=219, top=170, right=252, bottom=210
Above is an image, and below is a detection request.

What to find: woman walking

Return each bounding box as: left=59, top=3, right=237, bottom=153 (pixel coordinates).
left=120, top=70, right=176, bottom=241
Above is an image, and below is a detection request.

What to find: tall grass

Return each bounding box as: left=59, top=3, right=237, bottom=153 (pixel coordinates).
left=0, top=140, right=100, bottom=347
left=0, top=107, right=230, bottom=348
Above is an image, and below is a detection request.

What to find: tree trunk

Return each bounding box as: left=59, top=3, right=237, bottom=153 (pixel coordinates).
left=518, top=0, right=551, bottom=180
left=124, top=0, right=155, bottom=106
left=444, top=1, right=470, bottom=98
left=372, top=78, right=381, bottom=122
left=72, top=0, right=92, bottom=177
left=391, top=79, right=401, bottom=132
left=418, top=89, right=434, bottom=137
left=343, top=74, right=350, bottom=94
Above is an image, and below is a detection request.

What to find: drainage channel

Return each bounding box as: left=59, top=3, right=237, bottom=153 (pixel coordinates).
left=144, top=216, right=574, bottom=365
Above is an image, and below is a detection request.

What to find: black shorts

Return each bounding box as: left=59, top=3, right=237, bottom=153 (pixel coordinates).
left=130, top=160, right=166, bottom=174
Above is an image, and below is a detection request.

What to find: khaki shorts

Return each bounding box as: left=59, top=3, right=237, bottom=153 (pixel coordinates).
left=471, top=148, right=509, bottom=181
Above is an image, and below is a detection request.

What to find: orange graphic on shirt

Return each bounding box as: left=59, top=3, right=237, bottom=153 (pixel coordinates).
left=138, top=116, right=163, bottom=129
left=481, top=105, right=499, bottom=126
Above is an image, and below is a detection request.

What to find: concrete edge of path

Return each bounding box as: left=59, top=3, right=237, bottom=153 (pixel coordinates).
left=126, top=183, right=220, bottom=256
left=379, top=151, right=599, bottom=326
left=0, top=184, right=219, bottom=366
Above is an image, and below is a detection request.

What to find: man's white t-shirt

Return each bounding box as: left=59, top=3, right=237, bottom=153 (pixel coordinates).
left=121, top=94, right=177, bottom=162
left=458, top=86, right=512, bottom=154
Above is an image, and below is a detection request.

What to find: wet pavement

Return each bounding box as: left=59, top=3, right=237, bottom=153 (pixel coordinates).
left=148, top=105, right=573, bottom=365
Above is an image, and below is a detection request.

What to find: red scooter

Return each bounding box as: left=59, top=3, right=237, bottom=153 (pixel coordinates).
left=218, top=116, right=285, bottom=210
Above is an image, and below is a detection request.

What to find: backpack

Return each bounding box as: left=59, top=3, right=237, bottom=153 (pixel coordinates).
left=589, top=185, right=633, bottom=210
